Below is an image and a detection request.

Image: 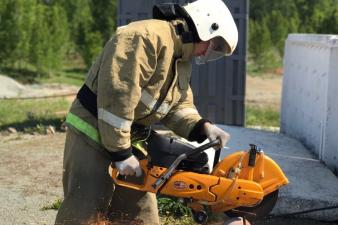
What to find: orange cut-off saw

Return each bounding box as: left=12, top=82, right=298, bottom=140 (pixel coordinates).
left=109, top=139, right=289, bottom=224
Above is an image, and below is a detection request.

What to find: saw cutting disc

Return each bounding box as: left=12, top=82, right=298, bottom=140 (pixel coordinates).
left=224, top=190, right=279, bottom=221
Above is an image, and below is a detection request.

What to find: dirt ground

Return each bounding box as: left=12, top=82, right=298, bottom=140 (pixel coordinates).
left=0, top=133, right=64, bottom=225
left=245, top=75, right=282, bottom=110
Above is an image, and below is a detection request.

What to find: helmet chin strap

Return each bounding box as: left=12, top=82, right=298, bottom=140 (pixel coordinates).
left=175, top=23, right=196, bottom=44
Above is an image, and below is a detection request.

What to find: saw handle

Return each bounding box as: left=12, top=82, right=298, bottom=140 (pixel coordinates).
left=109, top=140, right=221, bottom=191
left=151, top=139, right=221, bottom=189
left=188, top=139, right=221, bottom=159
left=108, top=159, right=148, bottom=191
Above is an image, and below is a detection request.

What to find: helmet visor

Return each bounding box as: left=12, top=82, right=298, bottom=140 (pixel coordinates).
left=195, top=37, right=229, bottom=65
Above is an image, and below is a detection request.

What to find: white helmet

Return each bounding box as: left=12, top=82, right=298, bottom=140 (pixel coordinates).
left=181, top=0, right=238, bottom=64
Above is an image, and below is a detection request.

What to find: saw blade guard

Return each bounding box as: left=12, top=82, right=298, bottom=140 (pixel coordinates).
left=212, top=149, right=289, bottom=197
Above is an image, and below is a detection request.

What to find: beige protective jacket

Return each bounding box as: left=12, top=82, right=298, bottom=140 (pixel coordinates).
left=68, top=19, right=204, bottom=155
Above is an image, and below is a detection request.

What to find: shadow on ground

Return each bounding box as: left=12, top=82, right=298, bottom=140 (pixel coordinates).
left=253, top=217, right=338, bottom=225
left=0, top=118, right=65, bottom=133
left=1, top=67, right=42, bottom=84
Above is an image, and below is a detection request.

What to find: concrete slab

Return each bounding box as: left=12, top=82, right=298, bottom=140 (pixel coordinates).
left=211, top=125, right=338, bottom=221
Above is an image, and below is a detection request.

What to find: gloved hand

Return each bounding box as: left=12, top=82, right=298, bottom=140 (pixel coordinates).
left=115, top=155, right=142, bottom=177
left=203, top=122, right=230, bottom=148
left=225, top=217, right=251, bottom=225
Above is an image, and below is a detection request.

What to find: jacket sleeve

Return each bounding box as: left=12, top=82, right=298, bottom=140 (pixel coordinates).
left=161, top=86, right=208, bottom=143
left=97, top=32, right=157, bottom=156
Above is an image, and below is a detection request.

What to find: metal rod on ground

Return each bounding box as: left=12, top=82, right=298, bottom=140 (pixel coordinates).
left=0, top=92, right=77, bottom=100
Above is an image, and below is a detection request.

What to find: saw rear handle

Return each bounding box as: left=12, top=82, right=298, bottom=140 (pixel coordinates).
left=109, top=139, right=221, bottom=191
left=109, top=159, right=150, bottom=191
left=152, top=139, right=221, bottom=189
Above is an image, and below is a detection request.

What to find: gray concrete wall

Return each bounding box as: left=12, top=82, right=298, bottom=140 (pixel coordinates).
left=281, top=34, right=338, bottom=173
left=323, top=41, right=338, bottom=173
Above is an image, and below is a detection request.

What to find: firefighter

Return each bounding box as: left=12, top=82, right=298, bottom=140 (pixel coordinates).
left=55, top=0, right=238, bottom=224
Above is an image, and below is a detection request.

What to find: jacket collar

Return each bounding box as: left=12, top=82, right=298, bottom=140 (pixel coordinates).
left=170, top=19, right=194, bottom=62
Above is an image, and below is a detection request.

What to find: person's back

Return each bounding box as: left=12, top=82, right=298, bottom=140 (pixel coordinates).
left=68, top=18, right=199, bottom=150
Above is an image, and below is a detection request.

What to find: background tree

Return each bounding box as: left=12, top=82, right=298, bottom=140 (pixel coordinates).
left=29, top=3, right=69, bottom=76
left=29, top=4, right=53, bottom=75
left=12, top=0, right=36, bottom=70
left=249, top=19, right=272, bottom=68
left=47, top=4, right=70, bottom=71
left=90, top=0, right=117, bottom=43
left=59, top=0, right=99, bottom=67
left=0, top=0, right=21, bottom=66
left=320, top=5, right=338, bottom=34
left=249, top=0, right=336, bottom=69
left=267, top=10, right=288, bottom=55
left=1, top=0, right=338, bottom=76
left=59, top=0, right=116, bottom=68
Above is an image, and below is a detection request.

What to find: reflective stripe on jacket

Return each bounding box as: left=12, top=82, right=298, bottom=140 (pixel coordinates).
left=67, top=19, right=202, bottom=152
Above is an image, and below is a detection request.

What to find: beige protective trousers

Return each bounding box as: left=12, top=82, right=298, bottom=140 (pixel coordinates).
left=55, top=128, right=160, bottom=225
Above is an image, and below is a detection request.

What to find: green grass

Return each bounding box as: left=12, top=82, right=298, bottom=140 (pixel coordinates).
left=247, top=50, right=283, bottom=77
left=0, top=64, right=81, bottom=133
left=38, top=68, right=85, bottom=86
left=1, top=52, right=86, bottom=86
left=246, top=105, right=280, bottom=128
left=0, top=98, right=71, bottom=132
left=1, top=67, right=85, bottom=86
left=157, top=196, right=196, bottom=225
left=157, top=196, right=226, bottom=225
left=41, top=198, right=63, bottom=211
left=1, top=55, right=86, bottom=87
left=158, top=196, right=191, bottom=218
left=41, top=196, right=197, bottom=225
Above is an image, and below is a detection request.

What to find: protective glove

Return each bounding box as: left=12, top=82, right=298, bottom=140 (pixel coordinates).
left=115, top=155, right=142, bottom=177
left=203, top=122, right=230, bottom=148
left=225, top=217, right=251, bottom=225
